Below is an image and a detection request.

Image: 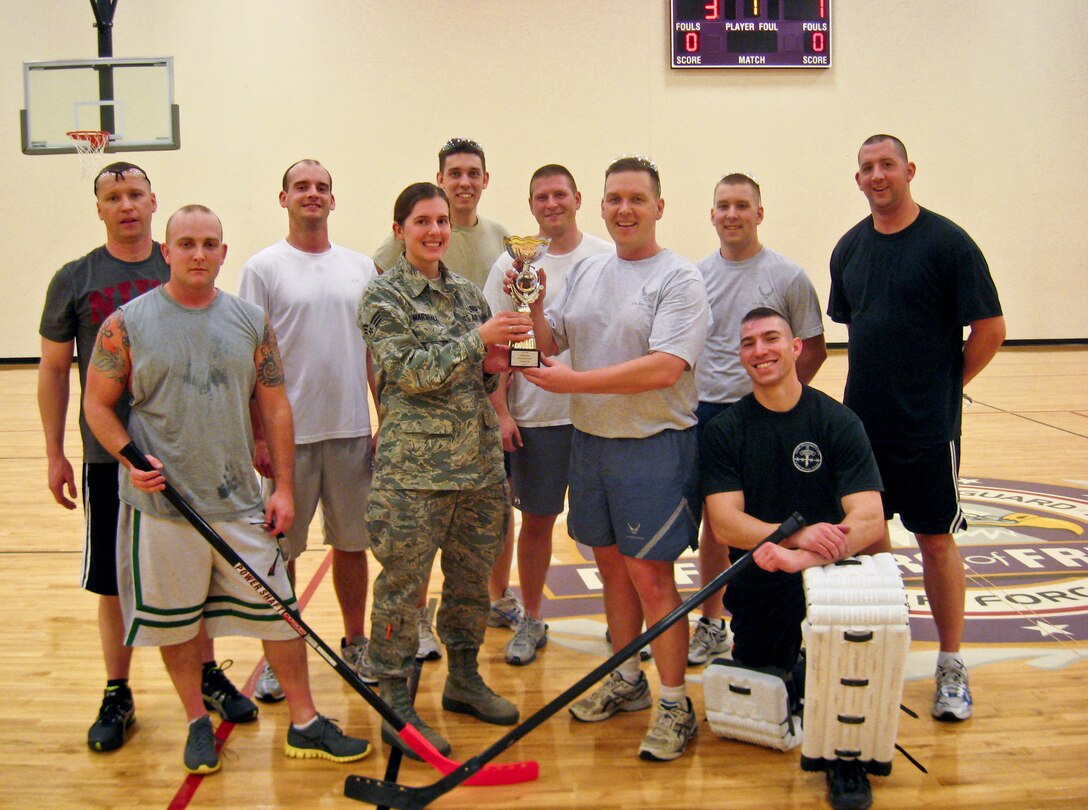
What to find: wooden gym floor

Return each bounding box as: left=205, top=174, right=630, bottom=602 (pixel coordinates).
left=0, top=347, right=1085, bottom=808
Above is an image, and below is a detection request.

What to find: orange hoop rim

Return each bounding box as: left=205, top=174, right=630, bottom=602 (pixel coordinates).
left=66, top=130, right=110, bottom=150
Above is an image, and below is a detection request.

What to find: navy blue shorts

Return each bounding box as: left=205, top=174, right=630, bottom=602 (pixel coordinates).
left=872, top=440, right=967, bottom=536
left=510, top=424, right=573, bottom=516
left=568, top=428, right=700, bottom=561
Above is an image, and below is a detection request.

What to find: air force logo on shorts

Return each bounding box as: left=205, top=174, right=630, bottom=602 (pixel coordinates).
left=792, top=441, right=822, bottom=473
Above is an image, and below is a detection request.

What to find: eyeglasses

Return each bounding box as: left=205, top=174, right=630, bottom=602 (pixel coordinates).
left=610, top=154, right=659, bottom=173
left=93, top=166, right=150, bottom=192
left=440, top=137, right=483, bottom=154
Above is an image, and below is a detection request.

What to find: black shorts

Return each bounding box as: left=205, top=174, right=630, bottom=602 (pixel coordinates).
left=872, top=441, right=967, bottom=536
left=82, top=462, right=122, bottom=596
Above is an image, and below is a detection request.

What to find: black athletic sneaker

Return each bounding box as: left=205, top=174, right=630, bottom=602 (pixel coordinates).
left=88, top=685, right=135, bottom=752
left=202, top=661, right=259, bottom=724
left=826, top=760, right=873, bottom=810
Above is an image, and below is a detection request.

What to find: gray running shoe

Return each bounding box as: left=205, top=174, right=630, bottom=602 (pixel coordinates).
left=638, top=698, right=698, bottom=762
left=201, top=661, right=258, bottom=723
left=284, top=715, right=371, bottom=762
left=570, top=671, right=652, bottom=722
left=487, top=589, right=524, bottom=629
left=88, top=685, right=135, bottom=752
left=932, top=659, right=972, bottom=721
left=184, top=715, right=221, bottom=775
left=341, top=635, right=379, bottom=685
left=505, top=616, right=548, bottom=666
left=687, top=617, right=731, bottom=666
left=253, top=661, right=284, bottom=703
left=417, top=608, right=442, bottom=661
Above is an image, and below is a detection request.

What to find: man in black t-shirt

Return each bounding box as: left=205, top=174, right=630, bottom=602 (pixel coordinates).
left=38, top=163, right=253, bottom=754
left=828, top=134, right=1005, bottom=723
left=701, top=307, right=886, bottom=810
left=701, top=308, right=885, bottom=671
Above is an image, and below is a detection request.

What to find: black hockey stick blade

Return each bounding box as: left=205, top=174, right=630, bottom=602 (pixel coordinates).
left=119, top=441, right=538, bottom=785
left=344, top=513, right=805, bottom=808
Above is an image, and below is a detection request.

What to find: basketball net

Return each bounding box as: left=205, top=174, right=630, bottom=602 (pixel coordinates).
left=67, top=130, right=110, bottom=179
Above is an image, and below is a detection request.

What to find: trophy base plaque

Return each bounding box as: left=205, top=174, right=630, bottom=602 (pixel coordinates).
left=510, top=347, right=541, bottom=368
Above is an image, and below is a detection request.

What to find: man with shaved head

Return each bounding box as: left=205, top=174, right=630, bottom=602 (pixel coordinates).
left=84, top=205, right=371, bottom=776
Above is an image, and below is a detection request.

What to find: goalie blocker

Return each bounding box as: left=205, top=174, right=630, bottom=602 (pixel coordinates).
left=704, top=553, right=909, bottom=775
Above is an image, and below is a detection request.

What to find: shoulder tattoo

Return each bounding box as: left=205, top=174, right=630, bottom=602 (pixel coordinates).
left=257, top=319, right=285, bottom=387
left=90, top=310, right=131, bottom=385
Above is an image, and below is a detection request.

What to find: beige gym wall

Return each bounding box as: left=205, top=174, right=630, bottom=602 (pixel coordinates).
left=2, top=0, right=1085, bottom=358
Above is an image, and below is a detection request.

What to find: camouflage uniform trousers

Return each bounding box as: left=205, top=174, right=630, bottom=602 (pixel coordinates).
left=367, top=482, right=507, bottom=678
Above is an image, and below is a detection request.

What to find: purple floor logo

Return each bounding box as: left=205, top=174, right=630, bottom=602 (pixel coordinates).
left=892, top=478, right=1088, bottom=644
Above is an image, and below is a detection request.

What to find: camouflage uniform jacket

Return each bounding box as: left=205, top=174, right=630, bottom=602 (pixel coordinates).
left=359, top=255, right=503, bottom=490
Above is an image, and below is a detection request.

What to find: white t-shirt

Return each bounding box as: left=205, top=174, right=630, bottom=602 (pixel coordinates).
left=482, top=232, right=613, bottom=427
left=238, top=240, right=377, bottom=443
left=545, top=249, right=709, bottom=439
left=695, top=246, right=825, bottom=404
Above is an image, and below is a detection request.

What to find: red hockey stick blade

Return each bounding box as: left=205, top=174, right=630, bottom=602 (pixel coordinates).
left=398, top=725, right=539, bottom=786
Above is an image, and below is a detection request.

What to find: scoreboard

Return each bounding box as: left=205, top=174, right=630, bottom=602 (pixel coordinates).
left=672, top=0, right=832, bottom=69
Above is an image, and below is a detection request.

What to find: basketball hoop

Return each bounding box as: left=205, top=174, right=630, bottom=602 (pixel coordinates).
left=67, top=130, right=110, bottom=179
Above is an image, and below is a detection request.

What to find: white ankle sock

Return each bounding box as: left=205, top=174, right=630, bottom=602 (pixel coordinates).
left=292, top=714, right=319, bottom=732
left=616, top=657, right=642, bottom=684
left=659, top=683, right=686, bottom=705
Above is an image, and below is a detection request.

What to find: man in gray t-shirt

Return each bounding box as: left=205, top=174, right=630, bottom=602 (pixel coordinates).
left=688, top=173, right=827, bottom=667
left=523, top=157, right=709, bottom=763
left=37, top=163, right=248, bottom=753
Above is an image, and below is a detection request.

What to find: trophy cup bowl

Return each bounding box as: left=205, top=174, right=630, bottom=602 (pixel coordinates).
left=503, top=236, right=550, bottom=368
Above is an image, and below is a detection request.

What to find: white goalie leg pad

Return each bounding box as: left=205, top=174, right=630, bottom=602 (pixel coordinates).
left=801, top=553, right=910, bottom=776
left=704, top=660, right=802, bottom=751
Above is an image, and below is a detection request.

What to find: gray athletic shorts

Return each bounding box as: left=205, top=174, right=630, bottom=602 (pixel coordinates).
left=510, top=424, right=573, bottom=516
left=117, top=504, right=299, bottom=647
left=568, top=427, right=700, bottom=561
left=264, top=436, right=372, bottom=559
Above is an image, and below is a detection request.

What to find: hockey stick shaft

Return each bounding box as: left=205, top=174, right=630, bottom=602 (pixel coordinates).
left=345, top=512, right=806, bottom=808
left=119, top=442, right=537, bottom=786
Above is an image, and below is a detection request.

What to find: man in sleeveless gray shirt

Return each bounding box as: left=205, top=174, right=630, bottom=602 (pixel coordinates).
left=37, top=163, right=251, bottom=753
left=84, top=205, right=370, bottom=775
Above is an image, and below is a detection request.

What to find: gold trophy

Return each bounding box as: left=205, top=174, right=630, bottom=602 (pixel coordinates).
left=503, top=235, right=550, bottom=368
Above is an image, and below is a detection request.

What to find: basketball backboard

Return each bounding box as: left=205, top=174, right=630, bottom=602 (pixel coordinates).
left=21, top=57, right=180, bottom=154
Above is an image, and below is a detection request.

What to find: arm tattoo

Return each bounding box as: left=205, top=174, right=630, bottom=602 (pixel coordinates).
left=256, top=320, right=285, bottom=388
left=90, top=311, right=131, bottom=386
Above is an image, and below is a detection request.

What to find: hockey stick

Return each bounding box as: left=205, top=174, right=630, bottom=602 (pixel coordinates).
left=345, top=512, right=806, bottom=808
left=119, top=442, right=538, bottom=787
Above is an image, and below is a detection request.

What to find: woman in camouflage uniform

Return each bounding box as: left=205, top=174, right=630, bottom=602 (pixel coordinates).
left=358, top=182, right=533, bottom=760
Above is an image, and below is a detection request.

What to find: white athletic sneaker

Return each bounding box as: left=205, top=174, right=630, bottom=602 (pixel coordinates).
left=687, top=617, right=731, bottom=666
left=570, top=671, right=652, bottom=722
left=341, top=635, right=379, bottom=685
left=932, top=659, right=972, bottom=721
left=253, top=661, right=284, bottom=703
left=416, top=608, right=442, bottom=661
left=487, top=589, right=524, bottom=629
left=638, top=698, right=698, bottom=762
left=505, top=616, right=548, bottom=666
